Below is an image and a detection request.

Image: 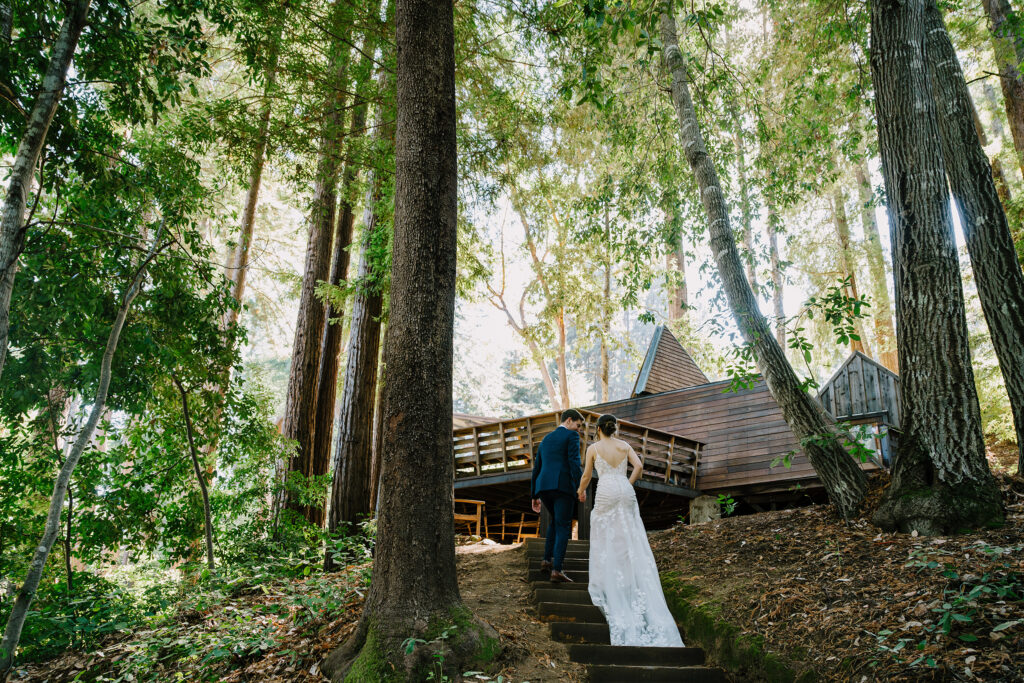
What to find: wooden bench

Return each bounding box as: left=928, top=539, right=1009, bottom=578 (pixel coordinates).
left=453, top=498, right=486, bottom=537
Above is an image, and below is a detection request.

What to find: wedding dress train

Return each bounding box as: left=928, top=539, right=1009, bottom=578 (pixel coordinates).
left=588, top=455, right=684, bottom=647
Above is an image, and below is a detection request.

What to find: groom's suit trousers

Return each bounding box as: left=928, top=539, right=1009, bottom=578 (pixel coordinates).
left=539, top=490, right=574, bottom=571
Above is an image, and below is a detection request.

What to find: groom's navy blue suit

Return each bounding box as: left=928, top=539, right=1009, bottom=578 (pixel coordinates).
left=531, top=425, right=582, bottom=572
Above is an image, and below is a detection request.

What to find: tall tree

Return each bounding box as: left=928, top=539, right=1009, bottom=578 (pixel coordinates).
left=924, top=1, right=1024, bottom=476
left=325, top=84, right=391, bottom=552
left=853, top=147, right=898, bottom=370
left=659, top=6, right=868, bottom=519
left=0, top=224, right=163, bottom=678
left=765, top=196, right=786, bottom=348
left=732, top=112, right=759, bottom=294
left=281, top=8, right=353, bottom=519
left=870, top=0, right=1003, bottom=534
left=308, top=37, right=379, bottom=528
left=981, top=0, right=1024, bottom=177
left=830, top=188, right=868, bottom=356
left=0, top=0, right=91, bottom=380
left=322, top=0, right=497, bottom=676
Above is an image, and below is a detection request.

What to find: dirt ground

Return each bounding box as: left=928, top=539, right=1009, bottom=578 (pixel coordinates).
left=16, top=541, right=581, bottom=683
left=650, top=474, right=1024, bottom=682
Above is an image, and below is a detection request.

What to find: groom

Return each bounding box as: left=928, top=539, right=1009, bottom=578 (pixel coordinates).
left=531, top=408, right=586, bottom=582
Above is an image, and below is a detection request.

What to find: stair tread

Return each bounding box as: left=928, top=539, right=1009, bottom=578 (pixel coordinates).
left=568, top=643, right=705, bottom=666
left=533, top=589, right=594, bottom=604
left=587, top=664, right=728, bottom=682
left=529, top=580, right=590, bottom=591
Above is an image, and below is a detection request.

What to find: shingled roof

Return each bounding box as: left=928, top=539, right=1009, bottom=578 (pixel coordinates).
left=631, top=325, right=709, bottom=396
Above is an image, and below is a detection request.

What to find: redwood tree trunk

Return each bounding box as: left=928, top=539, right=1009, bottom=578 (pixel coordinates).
left=982, top=0, right=1024, bottom=177
left=325, top=94, right=390, bottom=547
left=854, top=151, right=898, bottom=370
left=870, top=0, right=1003, bottom=534
left=0, top=0, right=91, bottom=380
left=925, top=1, right=1024, bottom=477
left=831, top=188, right=869, bottom=356
left=322, top=0, right=496, bottom=677
left=659, top=8, right=867, bottom=518
left=281, top=14, right=352, bottom=519
left=308, top=45, right=376, bottom=527
left=174, top=375, right=216, bottom=570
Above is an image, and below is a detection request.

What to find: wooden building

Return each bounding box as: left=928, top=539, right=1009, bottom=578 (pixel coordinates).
left=450, top=325, right=900, bottom=539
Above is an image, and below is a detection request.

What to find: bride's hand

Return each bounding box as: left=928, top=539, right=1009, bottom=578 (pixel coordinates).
left=577, top=489, right=586, bottom=502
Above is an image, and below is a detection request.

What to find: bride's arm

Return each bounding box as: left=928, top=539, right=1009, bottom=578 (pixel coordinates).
left=577, top=445, right=595, bottom=497
left=626, top=445, right=643, bottom=484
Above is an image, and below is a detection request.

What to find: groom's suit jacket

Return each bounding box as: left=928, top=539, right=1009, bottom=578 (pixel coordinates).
left=531, top=425, right=582, bottom=498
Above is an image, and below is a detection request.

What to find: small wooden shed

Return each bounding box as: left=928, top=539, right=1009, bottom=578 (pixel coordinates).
left=816, top=351, right=901, bottom=464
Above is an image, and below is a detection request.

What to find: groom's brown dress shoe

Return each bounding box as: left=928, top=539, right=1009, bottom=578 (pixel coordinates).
left=540, top=560, right=553, bottom=571
left=549, top=570, right=573, bottom=583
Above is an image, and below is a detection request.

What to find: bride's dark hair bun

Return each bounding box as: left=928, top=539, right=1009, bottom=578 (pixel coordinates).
left=597, top=414, right=617, bottom=436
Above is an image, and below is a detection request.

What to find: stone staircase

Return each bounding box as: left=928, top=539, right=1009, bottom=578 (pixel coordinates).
left=525, top=538, right=727, bottom=682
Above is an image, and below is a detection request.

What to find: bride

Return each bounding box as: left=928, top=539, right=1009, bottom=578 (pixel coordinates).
left=577, top=413, right=684, bottom=647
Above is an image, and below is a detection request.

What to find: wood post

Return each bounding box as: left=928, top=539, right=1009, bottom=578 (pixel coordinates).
left=499, top=421, right=508, bottom=471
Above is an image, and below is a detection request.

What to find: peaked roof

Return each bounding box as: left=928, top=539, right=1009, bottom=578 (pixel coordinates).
left=631, top=325, right=710, bottom=397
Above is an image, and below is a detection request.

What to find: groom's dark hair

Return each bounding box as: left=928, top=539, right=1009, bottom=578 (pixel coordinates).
left=561, top=408, right=584, bottom=423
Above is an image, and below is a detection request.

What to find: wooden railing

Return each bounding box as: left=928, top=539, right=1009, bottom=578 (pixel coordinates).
left=452, top=409, right=704, bottom=489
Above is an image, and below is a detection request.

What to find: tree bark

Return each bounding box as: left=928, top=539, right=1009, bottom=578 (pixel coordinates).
left=870, top=0, right=1003, bottom=534
left=308, top=44, right=376, bottom=528
left=982, top=0, right=1024, bottom=178
left=0, top=225, right=162, bottom=677
left=765, top=196, right=786, bottom=348
left=0, top=0, right=91, bottom=380
left=732, top=113, right=759, bottom=295
left=853, top=151, right=898, bottom=370
left=368, top=333, right=385, bottom=515
left=325, top=99, right=389, bottom=551
left=830, top=188, right=869, bottom=356
left=665, top=202, right=688, bottom=322
left=173, top=375, right=216, bottom=570
left=601, top=204, right=611, bottom=402
left=659, top=8, right=867, bottom=519
left=281, top=14, right=353, bottom=520
left=322, top=0, right=497, bottom=676
left=925, top=1, right=1024, bottom=478
left=223, top=26, right=283, bottom=332
left=970, top=102, right=1014, bottom=208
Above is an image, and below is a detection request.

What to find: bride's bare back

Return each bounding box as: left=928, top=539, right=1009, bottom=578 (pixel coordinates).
left=577, top=436, right=643, bottom=494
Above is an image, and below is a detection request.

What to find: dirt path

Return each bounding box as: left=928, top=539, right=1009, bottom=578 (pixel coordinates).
left=456, top=540, right=587, bottom=682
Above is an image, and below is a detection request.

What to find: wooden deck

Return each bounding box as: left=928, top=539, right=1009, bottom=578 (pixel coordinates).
left=452, top=409, right=705, bottom=538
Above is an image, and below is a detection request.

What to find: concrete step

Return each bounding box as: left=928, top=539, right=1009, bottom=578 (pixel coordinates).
left=533, top=588, right=594, bottom=605
left=529, top=558, right=589, bottom=572
left=528, top=568, right=588, bottom=583
left=568, top=644, right=705, bottom=667
left=529, top=580, right=590, bottom=592
left=587, top=665, right=729, bottom=682
left=550, top=621, right=610, bottom=644
left=536, top=602, right=605, bottom=623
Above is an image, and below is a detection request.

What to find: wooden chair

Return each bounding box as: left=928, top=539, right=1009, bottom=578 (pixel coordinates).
left=516, top=512, right=540, bottom=543
left=454, top=499, right=486, bottom=537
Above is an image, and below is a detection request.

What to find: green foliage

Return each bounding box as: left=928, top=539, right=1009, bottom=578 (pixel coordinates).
left=716, top=493, right=737, bottom=516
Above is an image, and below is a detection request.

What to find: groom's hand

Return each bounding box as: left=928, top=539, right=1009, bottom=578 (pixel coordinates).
left=531, top=498, right=541, bottom=514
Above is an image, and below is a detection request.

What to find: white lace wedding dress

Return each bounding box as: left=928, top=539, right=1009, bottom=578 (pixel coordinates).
left=589, top=455, right=684, bottom=647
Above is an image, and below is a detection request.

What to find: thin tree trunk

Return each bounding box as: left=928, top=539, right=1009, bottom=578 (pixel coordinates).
left=665, top=202, right=688, bottom=322
left=282, top=14, right=353, bottom=519
left=970, top=102, right=1014, bottom=207
left=0, top=0, right=91, bottom=380
left=325, top=97, right=389, bottom=551
left=765, top=196, right=786, bottom=348
left=659, top=8, right=867, bottom=519
left=0, top=225, right=162, bottom=677
left=925, top=1, right=1024, bottom=478
left=854, top=151, right=898, bottom=370
left=322, top=0, right=496, bottom=675
left=982, top=0, right=1024, bottom=177
left=173, top=375, right=216, bottom=570
left=223, top=29, right=283, bottom=332
left=601, top=204, right=611, bottom=402
left=870, top=0, right=1003, bottom=534
left=831, top=188, right=869, bottom=356
left=368, top=335, right=385, bottom=515
left=309, top=45, right=376, bottom=528
left=733, top=112, right=759, bottom=294
left=555, top=311, right=570, bottom=409
left=63, top=486, right=72, bottom=593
